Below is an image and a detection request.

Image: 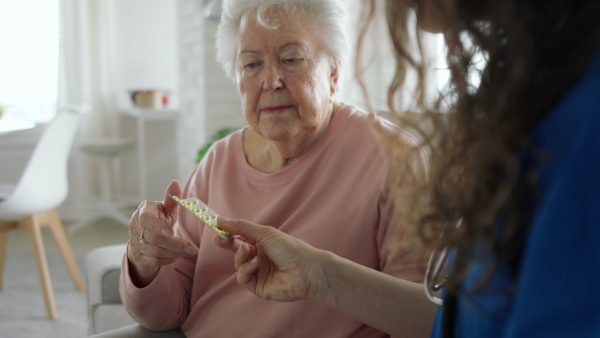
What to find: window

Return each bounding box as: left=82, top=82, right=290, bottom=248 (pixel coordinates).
left=0, top=0, right=59, bottom=122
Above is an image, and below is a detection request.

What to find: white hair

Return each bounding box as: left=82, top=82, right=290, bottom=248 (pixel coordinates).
left=216, top=0, right=349, bottom=85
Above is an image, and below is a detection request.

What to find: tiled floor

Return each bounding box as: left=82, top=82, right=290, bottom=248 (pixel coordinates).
left=1, top=217, right=130, bottom=338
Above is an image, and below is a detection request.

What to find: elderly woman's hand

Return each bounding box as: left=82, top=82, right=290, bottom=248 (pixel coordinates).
left=127, top=180, right=198, bottom=287
left=213, top=218, right=327, bottom=303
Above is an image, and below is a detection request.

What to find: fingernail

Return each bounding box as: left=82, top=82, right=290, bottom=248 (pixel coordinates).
left=250, top=256, right=257, bottom=265
left=186, top=245, right=198, bottom=254
left=218, top=216, right=230, bottom=223
left=162, top=229, right=173, bottom=237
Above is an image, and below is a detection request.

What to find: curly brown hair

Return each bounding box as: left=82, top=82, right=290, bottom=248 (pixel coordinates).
left=358, top=0, right=600, bottom=292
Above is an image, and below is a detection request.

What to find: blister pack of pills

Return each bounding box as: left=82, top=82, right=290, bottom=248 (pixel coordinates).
left=170, top=195, right=237, bottom=239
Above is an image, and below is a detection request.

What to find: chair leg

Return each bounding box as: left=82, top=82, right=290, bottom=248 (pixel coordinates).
left=21, top=215, right=58, bottom=320
left=42, top=210, right=85, bottom=291
left=0, top=227, right=8, bottom=290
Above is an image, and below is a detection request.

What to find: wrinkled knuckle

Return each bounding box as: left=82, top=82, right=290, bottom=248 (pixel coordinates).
left=137, top=200, right=148, bottom=211
left=145, top=256, right=162, bottom=267
left=237, top=273, right=246, bottom=285
left=141, top=228, right=154, bottom=242
left=126, top=210, right=135, bottom=223
left=138, top=213, right=149, bottom=226
left=144, top=245, right=161, bottom=258
left=170, top=243, right=186, bottom=255
left=130, top=250, right=143, bottom=263
left=128, top=212, right=139, bottom=230
left=236, top=219, right=249, bottom=227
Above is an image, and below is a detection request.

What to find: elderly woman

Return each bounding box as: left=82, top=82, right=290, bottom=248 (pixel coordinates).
left=107, top=1, right=426, bottom=337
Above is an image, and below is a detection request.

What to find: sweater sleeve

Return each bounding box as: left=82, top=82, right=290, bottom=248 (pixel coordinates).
left=119, top=246, right=190, bottom=330
left=118, top=161, right=214, bottom=331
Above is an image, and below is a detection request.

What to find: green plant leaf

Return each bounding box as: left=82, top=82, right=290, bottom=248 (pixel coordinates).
left=213, top=127, right=237, bottom=140
left=196, top=143, right=213, bottom=163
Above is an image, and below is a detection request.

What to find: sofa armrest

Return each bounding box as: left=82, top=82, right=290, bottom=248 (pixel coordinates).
left=85, top=243, right=127, bottom=307
left=85, top=243, right=135, bottom=335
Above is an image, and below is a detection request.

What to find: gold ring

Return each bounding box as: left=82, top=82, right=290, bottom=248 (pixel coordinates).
left=139, top=227, right=148, bottom=244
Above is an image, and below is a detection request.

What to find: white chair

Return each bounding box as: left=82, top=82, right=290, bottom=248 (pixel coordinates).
left=0, top=108, right=85, bottom=320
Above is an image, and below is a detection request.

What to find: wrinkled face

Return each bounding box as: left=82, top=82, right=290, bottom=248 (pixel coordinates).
left=236, top=9, right=338, bottom=143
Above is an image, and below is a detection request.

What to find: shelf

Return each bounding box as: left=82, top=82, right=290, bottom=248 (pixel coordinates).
left=120, top=108, right=178, bottom=120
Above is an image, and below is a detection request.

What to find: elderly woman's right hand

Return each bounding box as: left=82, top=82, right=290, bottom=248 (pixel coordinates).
left=127, top=180, right=198, bottom=287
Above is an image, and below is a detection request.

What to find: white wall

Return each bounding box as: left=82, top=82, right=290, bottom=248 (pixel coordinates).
left=113, top=0, right=180, bottom=111
left=176, top=0, right=246, bottom=182
left=110, top=1, right=184, bottom=202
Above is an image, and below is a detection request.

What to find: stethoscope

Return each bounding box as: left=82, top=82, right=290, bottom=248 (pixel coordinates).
left=423, top=217, right=461, bottom=306
left=424, top=246, right=449, bottom=306
left=423, top=217, right=463, bottom=338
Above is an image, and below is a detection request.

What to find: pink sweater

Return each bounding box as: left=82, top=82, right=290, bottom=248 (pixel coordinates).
left=120, top=104, right=427, bottom=337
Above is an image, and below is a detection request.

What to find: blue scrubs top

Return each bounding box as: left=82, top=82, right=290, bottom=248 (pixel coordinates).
left=430, top=51, right=600, bottom=337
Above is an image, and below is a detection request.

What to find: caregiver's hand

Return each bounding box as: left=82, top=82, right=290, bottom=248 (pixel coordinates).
left=127, top=180, right=198, bottom=287
left=213, top=218, right=327, bottom=302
